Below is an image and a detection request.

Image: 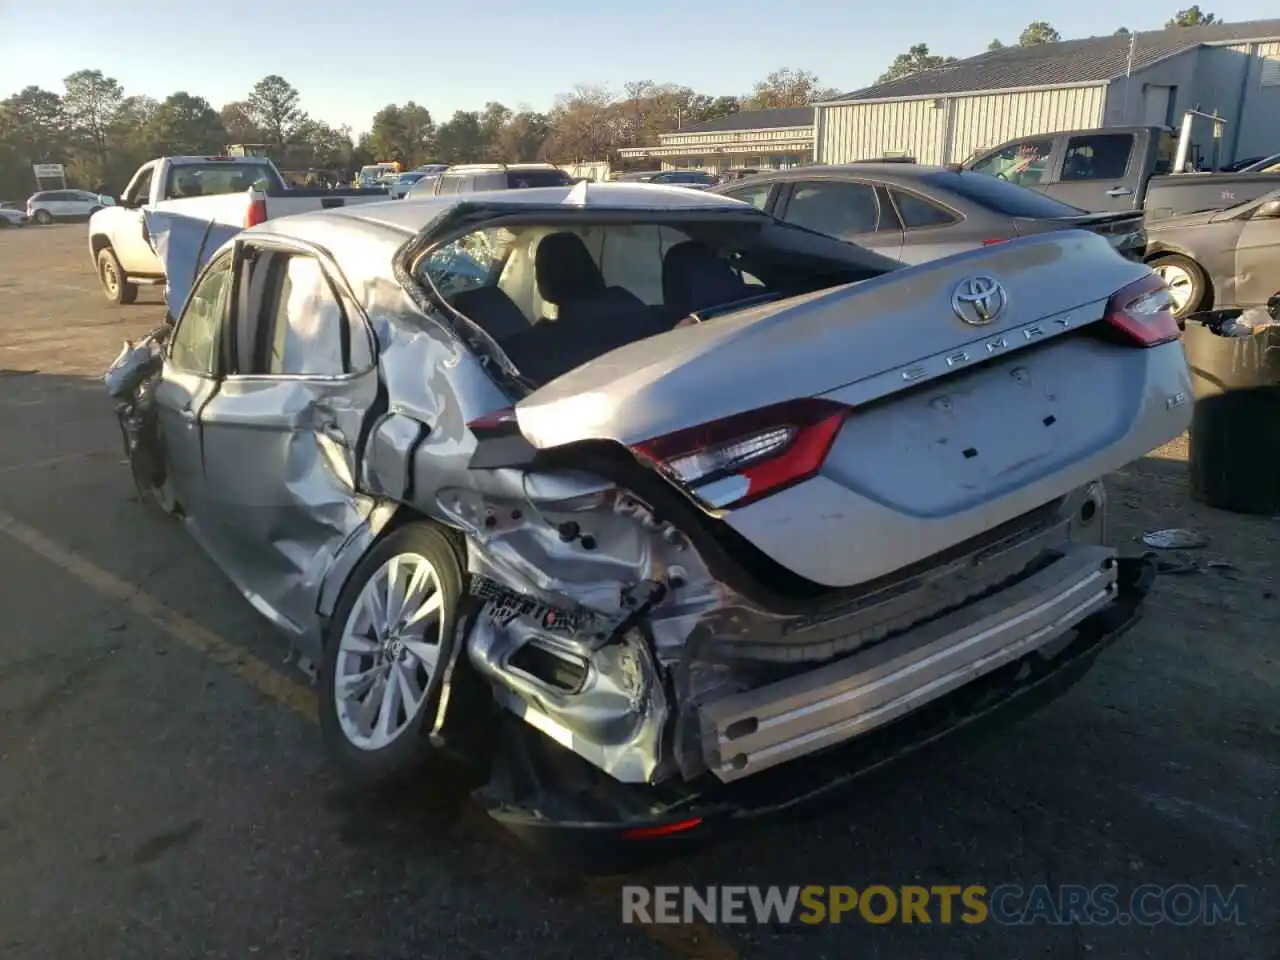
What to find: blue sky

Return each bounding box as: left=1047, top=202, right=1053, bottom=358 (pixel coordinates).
left=1, top=0, right=1275, bottom=135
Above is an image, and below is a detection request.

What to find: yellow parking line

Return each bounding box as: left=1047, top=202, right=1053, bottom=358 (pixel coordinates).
left=0, top=510, right=317, bottom=721
left=0, top=509, right=739, bottom=960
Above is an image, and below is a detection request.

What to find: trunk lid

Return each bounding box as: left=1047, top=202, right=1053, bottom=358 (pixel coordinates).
left=512, top=229, right=1150, bottom=451
left=1014, top=211, right=1146, bottom=260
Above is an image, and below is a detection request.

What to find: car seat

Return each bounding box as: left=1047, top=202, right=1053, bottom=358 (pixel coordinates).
left=661, top=241, right=751, bottom=319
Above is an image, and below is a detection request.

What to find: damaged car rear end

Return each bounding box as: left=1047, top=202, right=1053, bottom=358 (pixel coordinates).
left=107, top=185, right=1191, bottom=861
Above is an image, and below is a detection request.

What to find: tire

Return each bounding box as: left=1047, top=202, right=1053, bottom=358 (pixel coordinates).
left=97, top=246, right=138, bottom=305
left=1149, top=253, right=1207, bottom=319
left=319, top=522, right=465, bottom=789
left=33, top=209, right=52, bottom=225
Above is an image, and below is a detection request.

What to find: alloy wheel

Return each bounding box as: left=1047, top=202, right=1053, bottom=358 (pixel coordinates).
left=1153, top=262, right=1195, bottom=315
left=333, top=552, right=446, bottom=751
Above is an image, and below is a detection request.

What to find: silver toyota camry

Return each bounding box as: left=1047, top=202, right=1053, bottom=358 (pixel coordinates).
left=107, top=183, right=1192, bottom=856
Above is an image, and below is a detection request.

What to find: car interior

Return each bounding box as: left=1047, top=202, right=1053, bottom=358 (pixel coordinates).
left=418, top=219, right=887, bottom=384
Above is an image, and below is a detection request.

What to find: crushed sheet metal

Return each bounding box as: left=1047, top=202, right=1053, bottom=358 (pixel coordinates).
left=143, top=208, right=241, bottom=318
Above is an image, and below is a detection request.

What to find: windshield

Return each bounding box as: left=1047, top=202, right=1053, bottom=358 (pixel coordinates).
left=399, top=173, right=426, bottom=184
left=165, top=161, right=281, bottom=199
left=925, top=171, right=1087, bottom=218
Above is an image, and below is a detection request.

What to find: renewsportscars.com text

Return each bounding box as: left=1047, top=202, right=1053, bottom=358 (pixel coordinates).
left=622, top=884, right=1249, bottom=926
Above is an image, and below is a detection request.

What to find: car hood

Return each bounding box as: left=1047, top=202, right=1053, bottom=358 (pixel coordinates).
left=143, top=208, right=242, bottom=316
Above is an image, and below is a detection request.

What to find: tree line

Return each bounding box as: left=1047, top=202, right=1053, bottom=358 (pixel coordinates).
left=0, top=7, right=1221, bottom=198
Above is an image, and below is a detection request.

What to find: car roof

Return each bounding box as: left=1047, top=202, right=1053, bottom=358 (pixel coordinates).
left=293, top=182, right=755, bottom=235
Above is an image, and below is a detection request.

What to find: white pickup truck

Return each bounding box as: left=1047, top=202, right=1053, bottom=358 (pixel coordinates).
left=88, top=155, right=389, bottom=304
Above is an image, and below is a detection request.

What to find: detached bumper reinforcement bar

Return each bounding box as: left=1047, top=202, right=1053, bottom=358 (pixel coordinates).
left=698, top=544, right=1118, bottom=782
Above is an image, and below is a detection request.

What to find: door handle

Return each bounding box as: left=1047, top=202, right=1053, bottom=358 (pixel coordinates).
left=1105, top=187, right=1134, bottom=197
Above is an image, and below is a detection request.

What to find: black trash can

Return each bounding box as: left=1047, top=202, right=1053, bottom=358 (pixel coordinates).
left=1182, top=303, right=1280, bottom=515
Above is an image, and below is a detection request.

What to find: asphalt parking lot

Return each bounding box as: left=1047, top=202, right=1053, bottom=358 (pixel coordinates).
left=1, top=223, right=1276, bottom=959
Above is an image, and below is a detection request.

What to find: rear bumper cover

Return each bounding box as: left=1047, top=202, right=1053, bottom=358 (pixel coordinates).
left=699, top=544, right=1117, bottom=783
left=478, top=554, right=1154, bottom=867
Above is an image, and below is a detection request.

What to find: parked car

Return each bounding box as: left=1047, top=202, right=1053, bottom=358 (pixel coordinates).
left=388, top=171, right=430, bottom=199
left=405, top=163, right=574, bottom=199
left=27, top=189, right=111, bottom=224
left=963, top=125, right=1280, bottom=220
left=0, top=201, right=28, bottom=227
left=711, top=163, right=1147, bottom=264
left=106, top=183, right=1187, bottom=858
left=89, top=155, right=389, bottom=305
left=1144, top=188, right=1280, bottom=317
left=645, top=170, right=716, bottom=189
left=1236, top=153, right=1280, bottom=174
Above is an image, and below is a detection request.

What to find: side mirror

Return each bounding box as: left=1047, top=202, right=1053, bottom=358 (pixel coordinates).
left=1253, top=199, right=1280, bottom=220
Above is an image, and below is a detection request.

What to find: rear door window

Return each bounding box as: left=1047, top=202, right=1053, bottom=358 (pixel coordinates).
left=969, top=138, right=1054, bottom=188
left=255, top=255, right=351, bottom=377
left=889, top=188, right=960, bottom=228
left=722, top=182, right=773, bottom=210
left=1060, top=134, right=1134, bottom=181
left=782, top=181, right=882, bottom=238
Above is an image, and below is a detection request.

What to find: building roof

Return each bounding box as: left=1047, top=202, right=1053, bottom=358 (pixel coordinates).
left=829, top=18, right=1280, bottom=103
left=673, top=106, right=815, bottom=134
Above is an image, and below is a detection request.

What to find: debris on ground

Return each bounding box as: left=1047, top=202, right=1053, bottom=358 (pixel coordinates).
left=1141, top=528, right=1209, bottom=550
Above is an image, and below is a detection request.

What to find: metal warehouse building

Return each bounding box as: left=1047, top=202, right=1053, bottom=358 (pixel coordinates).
left=617, top=107, right=815, bottom=173
left=814, top=19, right=1280, bottom=168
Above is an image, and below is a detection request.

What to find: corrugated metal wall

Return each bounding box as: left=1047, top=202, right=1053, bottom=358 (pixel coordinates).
left=949, top=87, right=1107, bottom=161
left=816, top=99, right=949, bottom=164
left=1237, top=41, right=1280, bottom=158
left=816, top=86, right=1107, bottom=165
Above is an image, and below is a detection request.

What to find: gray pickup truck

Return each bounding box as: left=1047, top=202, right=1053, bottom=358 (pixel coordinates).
left=964, top=125, right=1280, bottom=221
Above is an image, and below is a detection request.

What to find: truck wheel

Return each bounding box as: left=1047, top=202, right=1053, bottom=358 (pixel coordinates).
left=1150, top=254, right=1207, bottom=319
left=97, top=246, right=138, bottom=305
left=318, top=522, right=465, bottom=789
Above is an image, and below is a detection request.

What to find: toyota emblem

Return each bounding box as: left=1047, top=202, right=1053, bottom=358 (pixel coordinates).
left=951, top=276, right=1008, bottom=326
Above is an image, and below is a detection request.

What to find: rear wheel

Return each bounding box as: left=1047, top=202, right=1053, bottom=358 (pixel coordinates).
left=33, top=209, right=52, bottom=225
left=97, top=246, right=138, bottom=305
left=318, top=523, right=465, bottom=789
left=1150, top=254, right=1207, bottom=319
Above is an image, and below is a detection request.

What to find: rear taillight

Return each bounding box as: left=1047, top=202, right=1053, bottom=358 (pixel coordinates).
left=1104, top=273, right=1180, bottom=347
left=466, top=406, right=519, bottom=434
left=981, top=238, right=1008, bottom=246
left=243, top=194, right=267, bottom=228
left=630, top=398, right=849, bottom=510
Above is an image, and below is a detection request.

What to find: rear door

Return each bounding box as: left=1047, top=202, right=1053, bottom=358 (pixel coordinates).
left=883, top=184, right=974, bottom=264
left=1043, top=132, right=1144, bottom=212
left=775, top=178, right=904, bottom=259
left=194, top=239, right=379, bottom=633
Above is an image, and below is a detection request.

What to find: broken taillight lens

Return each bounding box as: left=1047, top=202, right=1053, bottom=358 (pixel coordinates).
left=466, top=406, right=519, bottom=433
left=243, top=194, right=267, bottom=228
left=630, top=398, right=849, bottom=510
left=1104, top=273, right=1181, bottom=347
